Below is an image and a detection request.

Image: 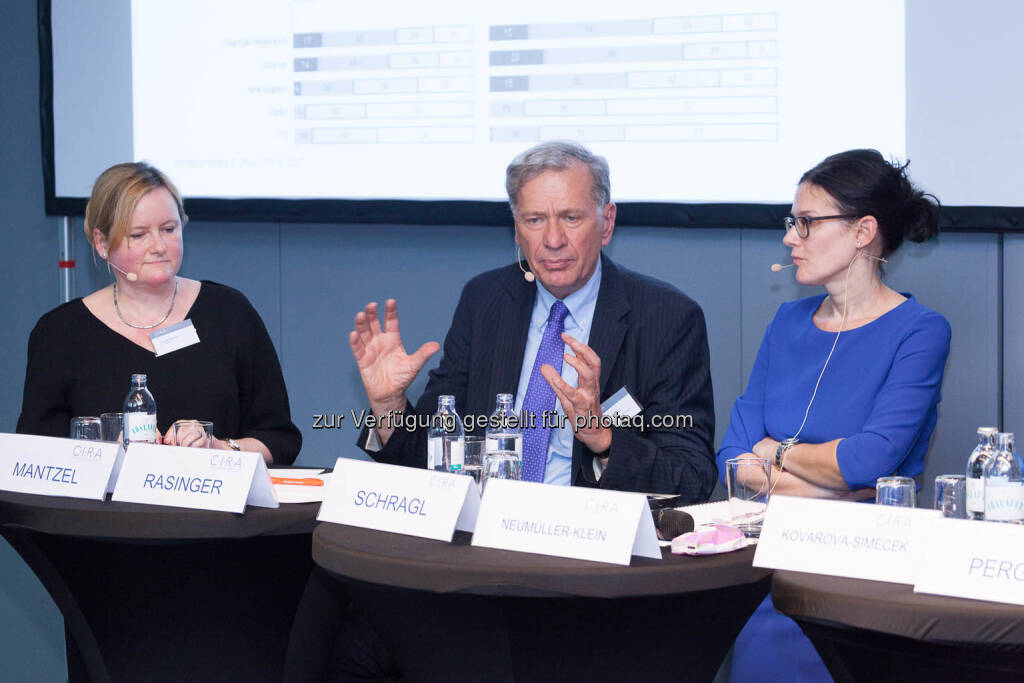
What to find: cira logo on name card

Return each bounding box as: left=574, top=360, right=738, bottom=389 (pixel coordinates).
left=429, top=474, right=457, bottom=489
left=585, top=498, right=619, bottom=515
left=209, top=453, right=244, bottom=470
left=71, top=444, right=104, bottom=460
left=874, top=511, right=911, bottom=529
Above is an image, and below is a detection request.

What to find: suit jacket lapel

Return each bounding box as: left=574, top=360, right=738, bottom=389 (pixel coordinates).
left=589, top=255, right=630, bottom=393
left=488, top=267, right=536, bottom=399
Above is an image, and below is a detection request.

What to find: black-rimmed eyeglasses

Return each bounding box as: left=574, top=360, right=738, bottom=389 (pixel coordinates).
left=783, top=214, right=858, bottom=239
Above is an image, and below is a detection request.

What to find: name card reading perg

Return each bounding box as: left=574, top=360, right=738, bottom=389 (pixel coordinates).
left=112, top=444, right=277, bottom=512
left=0, top=433, right=121, bottom=501
left=318, top=458, right=480, bottom=541
left=754, top=495, right=940, bottom=584
left=914, top=517, right=1024, bottom=606
left=472, top=480, right=660, bottom=565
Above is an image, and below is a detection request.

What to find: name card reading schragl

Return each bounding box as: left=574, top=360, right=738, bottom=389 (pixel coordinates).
left=754, top=495, right=940, bottom=584
left=318, top=458, right=480, bottom=541
left=471, top=480, right=660, bottom=565
left=913, top=517, right=1024, bottom=606
left=0, top=432, right=121, bottom=501
left=112, top=443, right=277, bottom=512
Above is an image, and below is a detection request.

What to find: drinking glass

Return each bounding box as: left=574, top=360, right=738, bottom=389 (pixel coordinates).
left=482, top=450, right=521, bottom=492
left=172, top=420, right=214, bottom=449
left=876, top=476, right=916, bottom=507
left=726, top=455, right=771, bottom=537
left=100, top=412, right=123, bottom=443
left=450, top=436, right=485, bottom=493
left=934, top=474, right=967, bottom=519
left=70, top=416, right=102, bottom=440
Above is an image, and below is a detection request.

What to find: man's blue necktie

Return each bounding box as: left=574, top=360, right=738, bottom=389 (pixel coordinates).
left=521, top=301, right=570, bottom=483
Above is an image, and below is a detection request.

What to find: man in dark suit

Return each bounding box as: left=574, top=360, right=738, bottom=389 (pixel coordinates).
left=349, top=141, right=715, bottom=500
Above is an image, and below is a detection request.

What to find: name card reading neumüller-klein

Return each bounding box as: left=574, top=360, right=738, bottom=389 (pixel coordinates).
left=317, top=458, right=481, bottom=541
left=754, top=495, right=940, bottom=584
left=913, top=517, right=1024, bottom=606
left=471, top=479, right=661, bottom=565
left=0, top=433, right=121, bottom=501
left=112, top=443, right=278, bottom=512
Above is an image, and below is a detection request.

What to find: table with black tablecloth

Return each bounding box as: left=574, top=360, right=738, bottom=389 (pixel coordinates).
left=286, top=523, right=771, bottom=683
left=0, top=489, right=319, bottom=683
left=772, top=569, right=1024, bottom=683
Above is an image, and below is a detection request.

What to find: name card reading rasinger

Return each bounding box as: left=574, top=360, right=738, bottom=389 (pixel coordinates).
left=754, top=495, right=940, bottom=584
left=471, top=479, right=660, bottom=566
left=0, top=432, right=121, bottom=501
left=317, top=458, right=480, bottom=541
left=913, top=517, right=1024, bottom=606
left=112, top=443, right=277, bottom=512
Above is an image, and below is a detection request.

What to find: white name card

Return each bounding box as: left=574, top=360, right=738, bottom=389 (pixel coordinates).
left=471, top=479, right=660, bottom=565
left=913, top=517, right=1024, bottom=605
left=754, top=495, right=940, bottom=584
left=317, top=458, right=481, bottom=541
left=0, top=433, right=121, bottom=501
left=112, top=443, right=277, bottom=512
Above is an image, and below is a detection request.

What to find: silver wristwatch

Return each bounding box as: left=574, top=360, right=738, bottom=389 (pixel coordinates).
left=775, top=437, right=799, bottom=470
left=227, top=438, right=241, bottom=451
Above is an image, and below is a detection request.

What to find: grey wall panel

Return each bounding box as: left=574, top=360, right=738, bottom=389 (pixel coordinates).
left=887, top=234, right=1000, bottom=506
left=176, top=220, right=284, bottom=352
left=0, top=1, right=70, bottom=678
left=1003, top=235, right=1024, bottom=434
left=605, top=227, right=742, bottom=450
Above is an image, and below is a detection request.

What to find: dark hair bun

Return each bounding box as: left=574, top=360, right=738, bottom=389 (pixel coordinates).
left=801, top=150, right=940, bottom=258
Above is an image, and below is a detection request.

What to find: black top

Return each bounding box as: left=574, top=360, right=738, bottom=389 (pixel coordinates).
left=16, top=281, right=301, bottom=464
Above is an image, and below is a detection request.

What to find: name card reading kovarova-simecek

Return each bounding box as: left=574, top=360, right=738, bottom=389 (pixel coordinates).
left=754, top=495, right=940, bottom=584
left=913, top=517, right=1024, bottom=606
left=0, top=433, right=121, bottom=501
left=317, top=458, right=481, bottom=541
left=471, top=479, right=661, bottom=565
left=112, top=443, right=278, bottom=512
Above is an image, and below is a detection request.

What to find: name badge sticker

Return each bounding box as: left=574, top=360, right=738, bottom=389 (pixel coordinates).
left=318, top=458, right=479, bottom=541
left=601, top=386, right=642, bottom=419
left=754, top=495, right=940, bottom=584
left=472, top=480, right=660, bottom=565
left=112, top=443, right=276, bottom=512
left=150, top=319, right=200, bottom=357
left=0, top=433, right=120, bottom=500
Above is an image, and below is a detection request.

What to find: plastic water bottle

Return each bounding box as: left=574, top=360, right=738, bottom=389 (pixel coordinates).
left=122, top=374, right=157, bottom=448
left=427, top=395, right=463, bottom=471
left=983, top=432, right=1024, bottom=524
left=966, top=426, right=998, bottom=520
left=485, top=393, right=522, bottom=462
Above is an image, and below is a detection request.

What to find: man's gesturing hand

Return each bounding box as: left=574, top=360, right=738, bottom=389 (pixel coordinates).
left=349, top=300, right=439, bottom=419
left=540, top=333, right=612, bottom=455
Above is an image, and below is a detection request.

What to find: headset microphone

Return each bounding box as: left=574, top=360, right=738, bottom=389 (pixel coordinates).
left=107, top=260, right=138, bottom=282
left=771, top=263, right=795, bottom=272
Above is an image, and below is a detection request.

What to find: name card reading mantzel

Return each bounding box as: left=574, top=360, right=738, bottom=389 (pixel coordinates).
left=0, top=433, right=121, bottom=501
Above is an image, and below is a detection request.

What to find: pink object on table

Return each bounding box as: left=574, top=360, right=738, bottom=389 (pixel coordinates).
left=670, top=523, right=747, bottom=555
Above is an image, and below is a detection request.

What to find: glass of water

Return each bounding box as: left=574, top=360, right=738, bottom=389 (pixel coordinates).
left=451, top=436, right=485, bottom=493
left=876, top=476, right=916, bottom=507
left=70, top=416, right=102, bottom=440
left=100, top=412, right=123, bottom=443
left=482, top=450, right=522, bottom=492
left=934, top=474, right=967, bottom=519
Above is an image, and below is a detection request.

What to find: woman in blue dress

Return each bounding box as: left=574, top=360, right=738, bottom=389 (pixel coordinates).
left=718, top=149, right=951, bottom=681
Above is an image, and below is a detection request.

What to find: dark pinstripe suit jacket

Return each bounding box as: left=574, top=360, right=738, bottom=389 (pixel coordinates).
left=361, top=254, right=716, bottom=502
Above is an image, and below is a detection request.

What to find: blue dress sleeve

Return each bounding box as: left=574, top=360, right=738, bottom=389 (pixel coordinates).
left=716, top=316, right=773, bottom=484
left=835, top=310, right=951, bottom=488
